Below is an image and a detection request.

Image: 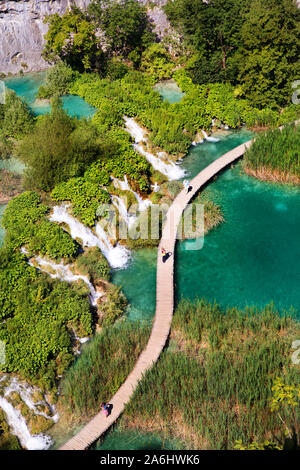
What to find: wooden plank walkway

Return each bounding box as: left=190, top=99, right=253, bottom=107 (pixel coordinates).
left=59, top=139, right=253, bottom=450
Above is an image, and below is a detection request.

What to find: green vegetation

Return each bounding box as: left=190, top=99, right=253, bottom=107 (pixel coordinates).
left=89, top=0, right=154, bottom=64
left=51, top=177, right=111, bottom=226
left=236, top=378, right=300, bottom=450
left=43, top=7, right=103, bottom=72
left=0, top=409, right=21, bottom=450
left=18, top=100, right=112, bottom=193
left=116, top=299, right=300, bottom=450
left=99, top=285, right=128, bottom=327
left=60, top=321, right=150, bottom=416
left=0, top=247, right=92, bottom=389
left=0, top=89, right=33, bottom=139
left=2, top=191, right=77, bottom=259
left=165, top=0, right=300, bottom=109
left=38, top=62, right=78, bottom=99
left=243, top=124, right=300, bottom=184
left=75, top=247, right=110, bottom=283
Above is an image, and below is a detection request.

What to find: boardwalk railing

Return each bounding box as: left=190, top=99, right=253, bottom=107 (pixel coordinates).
left=59, top=139, right=253, bottom=450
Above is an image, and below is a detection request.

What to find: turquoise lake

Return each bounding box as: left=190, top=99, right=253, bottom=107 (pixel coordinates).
left=2, top=73, right=300, bottom=451
left=112, top=132, right=300, bottom=320
left=4, top=72, right=96, bottom=118
left=1, top=73, right=299, bottom=317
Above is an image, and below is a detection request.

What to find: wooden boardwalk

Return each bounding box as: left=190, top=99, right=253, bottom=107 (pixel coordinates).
left=59, top=139, right=253, bottom=450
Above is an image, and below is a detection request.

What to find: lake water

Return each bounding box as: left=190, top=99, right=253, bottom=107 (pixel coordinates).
left=2, top=74, right=300, bottom=450
left=4, top=72, right=96, bottom=118
left=112, top=131, right=300, bottom=319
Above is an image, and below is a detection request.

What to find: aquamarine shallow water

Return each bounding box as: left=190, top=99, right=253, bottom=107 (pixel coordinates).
left=4, top=72, right=96, bottom=118
left=112, top=131, right=300, bottom=318
left=153, top=80, right=185, bottom=104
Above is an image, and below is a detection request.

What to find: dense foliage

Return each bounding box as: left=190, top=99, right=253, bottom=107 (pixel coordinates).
left=38, top=62, right=78, bottom=99
left=89, top=0, right=154, bottom=63
left=0, top=89, right=33, bottom=139
left=121, top=299, right=300, bottom=450
left=70, top=69, right=297, bottom=158
left=42, top=8, right=103, bottom=72
left=51, top=177, right=111, bottom=226
left=75, top=247, right=110, bottom=282
left=2, top=191, right=77, bottom=259
left=0, top=248, right=92, bottom=389
left=165, top=0, right=300, bottom=109
left=18, top=101, right=112, bottom=192
left=243, top=124, right=300, bottom=183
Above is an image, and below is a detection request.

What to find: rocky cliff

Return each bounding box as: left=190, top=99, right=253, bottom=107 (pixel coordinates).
left=0, top=0, right=169, bottom=75
left=0, top=0, right=93, bottom=74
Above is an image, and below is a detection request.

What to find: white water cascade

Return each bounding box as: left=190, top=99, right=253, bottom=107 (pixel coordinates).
left=49, top=205, right=130, bottom=269
left=112, top=175, right=151, bottom=213
left=0, top=377, right=55, bottom=450
left=112, top=195, right=137, bottom=229
left=28, top=256, right=103, bottom=307
left=124, top=116, right=186, bottom=180
left=201, top=129, right=220, bottom=143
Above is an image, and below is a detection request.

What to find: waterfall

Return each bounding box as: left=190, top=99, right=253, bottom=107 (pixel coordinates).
left=123, top=116, right=147, bottom=143
left=112, top=195, right=137, bottom=229
left=134, top=143, right=185, bottom=180
left=124, top=116, right=186, bottom=181
left=28, top=256, right=103, bottom=307
left=49, top=205, right=130, bottom=269
left=111, top=175, right=151, bottom=212
left=201, top=129, right=220, bottom=143
left=0, top=377, right=55, bottom=450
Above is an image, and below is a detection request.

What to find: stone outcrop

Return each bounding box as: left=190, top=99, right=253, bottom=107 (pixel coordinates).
left=0, top=0, right=92, bottom=75
left=0, top=0, right=171, bottom=75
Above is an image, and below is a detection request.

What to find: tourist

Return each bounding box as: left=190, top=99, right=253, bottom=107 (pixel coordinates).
left=101, top=402, right=109, bottom=418
left=162, top=251, right=172, bottom=263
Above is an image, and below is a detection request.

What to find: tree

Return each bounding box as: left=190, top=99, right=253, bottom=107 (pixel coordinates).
left=38, top=61, right=77, bottom=98
left=43, top=7, right=103, bottom=72
left=237, top=0, right=300, bottom=108
left=0, top=90, right=33, bottom=138
left=18, top=100, right=109, bottom=192
left=89, top=0, right=154, bottom=62
left=165, top=0, right=251, bottom=83
left=140, top=43, right=174, bottom=82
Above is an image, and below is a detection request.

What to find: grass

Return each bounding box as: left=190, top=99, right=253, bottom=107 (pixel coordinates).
left=243, top=124, right=300, bottom=184
left=115, top=299, right=300, bottom=450
left=59, top=320, right=151, bottom=417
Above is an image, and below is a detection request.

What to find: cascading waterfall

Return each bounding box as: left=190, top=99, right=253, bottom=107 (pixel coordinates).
left=49, top=205, right=130, bottom=269
left=28, top=255, right=103, bottom=307
left=112, top=195, right=137, bottom=229
left=201, top=129, right=220, bottom=143
left=124, top=116, right=186, bottom=180
left=112, top=175, right=151, bottom=213
left=0, top=377, right=56, bottom=450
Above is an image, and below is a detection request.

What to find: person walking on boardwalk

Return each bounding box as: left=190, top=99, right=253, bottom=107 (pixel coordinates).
left=183, top=179, right=193, bottom=195
left=101, top=402, right=109, bottom=418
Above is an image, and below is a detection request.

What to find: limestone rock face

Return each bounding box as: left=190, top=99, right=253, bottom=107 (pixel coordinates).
left=0, top=0, right=170, bottom=75
left=0, top=0, right=91, bottom=75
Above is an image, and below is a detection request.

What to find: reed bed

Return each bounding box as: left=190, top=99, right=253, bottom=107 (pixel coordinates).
left=243, top=124, right=300, bottom=184
left=121, top=299, right=300, bottom=449
left=60, top=320, right=151, bottom=417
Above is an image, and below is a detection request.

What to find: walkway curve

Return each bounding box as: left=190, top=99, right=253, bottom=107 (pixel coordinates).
left=59, top=138, right=254, bottom=450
